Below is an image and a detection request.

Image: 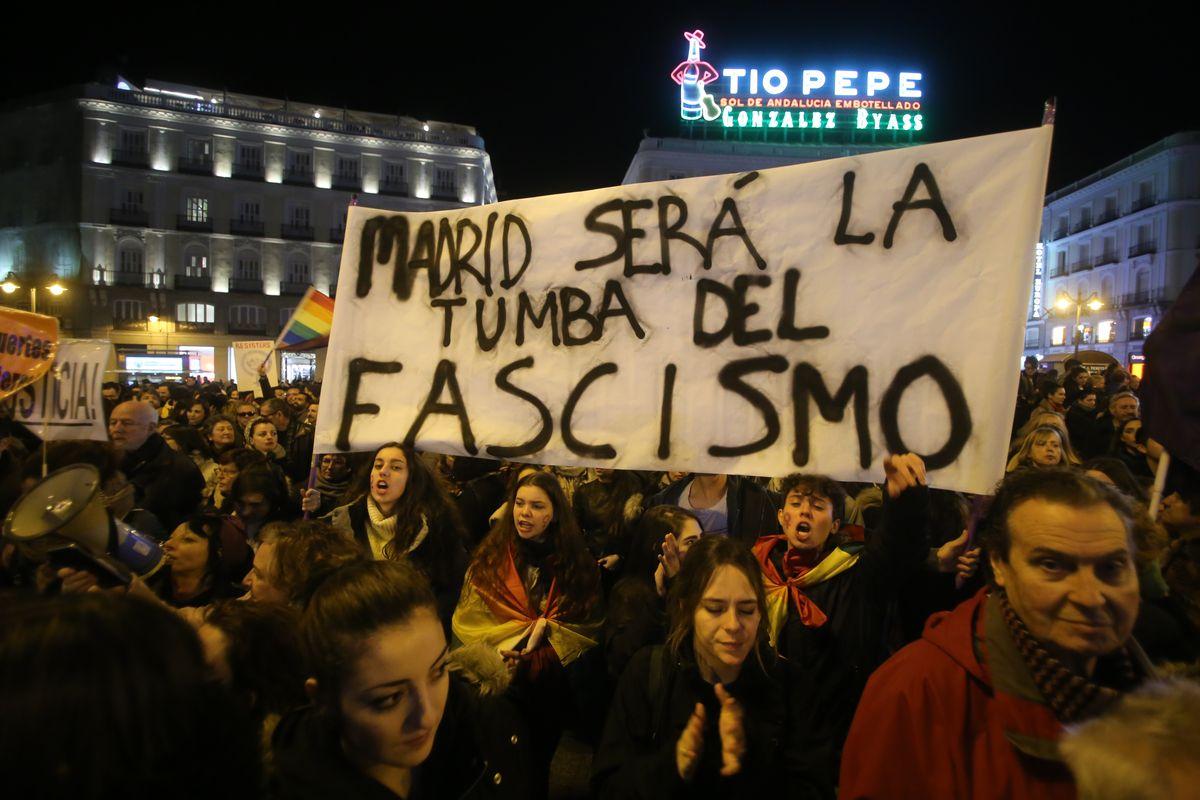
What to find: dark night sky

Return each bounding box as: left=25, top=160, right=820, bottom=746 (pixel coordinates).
left=4, top=4, right=1194, bottom=200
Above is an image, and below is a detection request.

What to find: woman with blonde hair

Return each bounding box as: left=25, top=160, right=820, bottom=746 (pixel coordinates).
left=1006, top=425, right=1080, bottom=472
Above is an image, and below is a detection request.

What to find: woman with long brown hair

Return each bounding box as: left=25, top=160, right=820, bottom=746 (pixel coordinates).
left=452, top=469, right=603, bottom=800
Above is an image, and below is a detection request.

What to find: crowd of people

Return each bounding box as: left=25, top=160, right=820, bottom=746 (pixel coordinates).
left=0, top=356, right=1197, bottom=800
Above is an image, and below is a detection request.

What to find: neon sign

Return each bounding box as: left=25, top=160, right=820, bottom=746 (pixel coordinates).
left=669, top=30, right=927, bottom=138
left=1031, top=243, right=1045, bottom=319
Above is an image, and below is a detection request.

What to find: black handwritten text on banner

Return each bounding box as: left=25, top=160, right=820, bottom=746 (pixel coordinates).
left=315, top=128, right=1052, bottom=494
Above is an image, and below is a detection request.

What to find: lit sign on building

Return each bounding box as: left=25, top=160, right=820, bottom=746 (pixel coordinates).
left=1031, top=243, right=1045, bottom=318
left=670, top=29, right=926, bottom=138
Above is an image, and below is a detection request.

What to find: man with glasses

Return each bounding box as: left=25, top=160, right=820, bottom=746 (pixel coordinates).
left=108, top=401, right=204, bottom=530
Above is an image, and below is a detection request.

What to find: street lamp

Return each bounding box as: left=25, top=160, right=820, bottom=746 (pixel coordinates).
left=1054, top=289, right=1103, bottom=357
left=0, top=273, right=68, bottom=313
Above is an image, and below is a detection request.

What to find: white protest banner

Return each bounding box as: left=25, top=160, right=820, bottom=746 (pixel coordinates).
left=1, top=339, right=113, bottom=441
left=233, top=341, right=279, bottom=397
left=316, top=127, right=1052, bottom=494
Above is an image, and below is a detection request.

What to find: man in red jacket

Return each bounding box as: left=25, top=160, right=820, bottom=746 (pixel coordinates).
left=839, top=469, right=1152, bottom=800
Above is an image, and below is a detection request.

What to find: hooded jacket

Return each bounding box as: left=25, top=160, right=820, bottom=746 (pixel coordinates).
left=838, top=589, right=1151, bottom=800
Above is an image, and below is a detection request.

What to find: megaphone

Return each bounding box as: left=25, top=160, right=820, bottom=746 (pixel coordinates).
left=2, top=464, right=164, bottom=586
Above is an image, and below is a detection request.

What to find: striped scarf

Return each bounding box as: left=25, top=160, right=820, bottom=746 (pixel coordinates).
left=998, top=591, right=1135, bottom=723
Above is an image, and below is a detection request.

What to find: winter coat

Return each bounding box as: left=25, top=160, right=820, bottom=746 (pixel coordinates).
left=325, top=496, right=469, bottom=629
left=763, top=485, right=931, bottom=779
left=119, top=433, right=205, bottom=531
left=271, top=650, right=529, bottom=800
left=646, top=476, right=777, bottom=547
left=592, top=644, right=830, bottom=800
left=838, top=589, right=1153, bottom=800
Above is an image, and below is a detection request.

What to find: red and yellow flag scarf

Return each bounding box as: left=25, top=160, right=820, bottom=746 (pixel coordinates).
left=753, top=535, right=860, bottom=647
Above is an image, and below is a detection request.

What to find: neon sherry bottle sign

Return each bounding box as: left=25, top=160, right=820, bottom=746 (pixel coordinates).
left=668, top=30, right=928, bottom=139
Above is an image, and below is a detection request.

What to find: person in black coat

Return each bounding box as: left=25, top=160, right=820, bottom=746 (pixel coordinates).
left=751, top=455, right=937, bottom=785
left=646, top=474, right=777, bottom=546
left=271, top=560, right=529, bottom=800
left=108, top=400, right=204, bottom=531
left=593, top=536, right=829, bottom=800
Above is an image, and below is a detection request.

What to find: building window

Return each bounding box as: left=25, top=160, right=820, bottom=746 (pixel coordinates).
left=237, top=143, right=263, bottom=167
left=229, top=305, right=265, bottom=326
left=1055, top=250, right=1066, bottom=276
left=184, top=251, right=208, bottom=277
left=1078, top=324, right=1093, bottom=345
left=12, top=242, right=25, bottom=268
left=186, top=138, right=212, bottom=160
left=1097, top=320, right=1116, bottom=344
left=385, top=161, right=405, bottom=183
left=287, top=149, right=312, bottom=172
left=119, top=128, right=147, bottom=154
left=235, top=253, right=261, bottom=280
left=185, top=196, right=209, bottom=223
left=113, top=299, right=143, bottom=320
left=1135, top=180, right=1155, bottom=210
left=1102, top=195, right=1117, bottom=222
left=280, top=307, right=296, bottom=326
left=435, top=167, right=456, bottom=191
left=237, top=200, right=261, bottom=222
left=287, top=205, right=310, bottom=228
left=122, top=188, right=144, bottom=212
left=1050, top=326, right=1066, bottom=346
left=1054, top=215, right=1068, bottom=239
left=177, top=303, right=214, bottom=323
left=118, top=246, right=143, bottom=274
left=1024, top=327, right=1040, bottom=348
left=1131, top=316, right=1153, bottom=340
left=286, top=256, right=310, bottom=284
left=1076, top=207, right=1091, bottom=231
left=1100, top=236, right=1116, bottom=264
left=336, top=156, right=360, bottom=178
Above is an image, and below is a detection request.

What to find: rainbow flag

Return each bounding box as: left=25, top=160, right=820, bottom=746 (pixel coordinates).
left=276, top=287, right=334, bottom=351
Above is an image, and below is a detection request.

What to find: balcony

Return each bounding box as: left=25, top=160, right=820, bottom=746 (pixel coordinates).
left=431, top=185, right=460, bottom=201
left=229, top=218, right=265, bottom=237
left=112, top=318, right=149, bottom=331
left=1097, top=209, right=1119, bottom=225
left=111, top=148, right=149, bottom=168
left=1118, top=290, right=1160, bottom=307
left=176, top=214, right=213, bottom=233
left=1069, top=218, right=1093, bottom=235
left=175, top=274, right=212, bottom=291
left=228, top=321, right=269, bottom=335
left=1051, top=226, right=1068, bottom=241
left=329, top=226, right=345, bottom=243
left=1128, top=241, right=1156, bottom=258
left=1130, top=196, right=1157, bottom=213
left=113, top=271, right=154, bottom=288
left=281, top=223, right=314, bottom=241
left=232, top=160, right=264, bottom=180
left=229, top=277, right=264, bottom=293
left=1094, top=252, right=1119, bottom=268
left=177, top=155, right=213, bottom=175
left=176, top=320, right=216, bottom=333
left=379, top=178, right=409, bottom=197
left=1069, top=259, right=1093, bottom=274
left=283, top=166, right=313, bottom=186
left=280, top=281, right=310, bottom=296
left=109, top=207, right=149, bottom=226
left=332, top=172, right=360, bottom=190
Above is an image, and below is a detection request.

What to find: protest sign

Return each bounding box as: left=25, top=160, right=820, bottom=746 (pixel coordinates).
left=1, top=339, right=112, bottom=441
left=233, top=341, right=279, bottom=397
left=315, top=127, right=1052, bottom=494
left=0, top=306, right=58, bottom=402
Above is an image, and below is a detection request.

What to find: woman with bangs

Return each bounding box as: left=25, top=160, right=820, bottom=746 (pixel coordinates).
left=1006, top=425, right=1081, bottom=473
left=303, top=442, right=469, bottom=629
left=452, top=469, right=604, bottom=800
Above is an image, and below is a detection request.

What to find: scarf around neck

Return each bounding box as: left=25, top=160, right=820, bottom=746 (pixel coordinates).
left=364, top=499, right=429, bottom=560
left=997, top=591, right=1136, bottom=723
